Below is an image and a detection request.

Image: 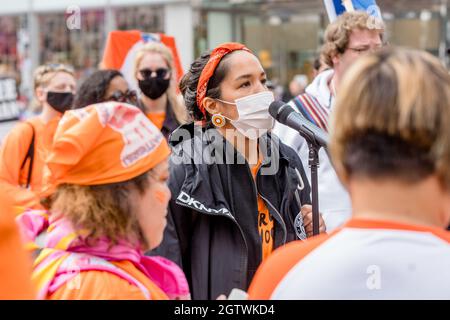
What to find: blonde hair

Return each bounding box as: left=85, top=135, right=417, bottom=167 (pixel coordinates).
left=134, top=42, right=188, bottom=124
left=330, top=48, right=450, bottom=188
left=321, top=11, right=385, bottom=68
left=50, top=173, right=150, bottom=246
left=31, top=64, right=75, bottom=113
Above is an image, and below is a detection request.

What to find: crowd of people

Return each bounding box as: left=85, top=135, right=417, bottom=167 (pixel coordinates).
left=0, top=11, right=449, bottom=300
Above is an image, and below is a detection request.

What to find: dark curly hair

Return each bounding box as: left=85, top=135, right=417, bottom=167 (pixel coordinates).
left=73, top=69, right=123, bottom=109
left=179, top=51, right=234, bottom=121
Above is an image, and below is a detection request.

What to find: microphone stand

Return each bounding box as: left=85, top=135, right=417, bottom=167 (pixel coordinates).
left=271, top=102, right=326, bottom=236
left=307, top=141, right=321, bottom=236
left=296, top=125, right=322, bottom=236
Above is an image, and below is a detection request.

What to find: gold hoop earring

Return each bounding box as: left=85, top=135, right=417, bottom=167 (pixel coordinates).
left=211, top=114, right=226, bottom=128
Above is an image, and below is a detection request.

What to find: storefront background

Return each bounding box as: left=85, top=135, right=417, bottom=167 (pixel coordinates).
left=0, top=0, right=448, bottom=103
left=198, top=0, right=447, bottom=87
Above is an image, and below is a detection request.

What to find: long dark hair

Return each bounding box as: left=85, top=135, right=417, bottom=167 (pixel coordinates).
left=73, top=69, right=123, bottom=109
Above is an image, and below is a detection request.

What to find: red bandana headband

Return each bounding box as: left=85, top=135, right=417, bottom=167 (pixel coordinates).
left=196, top=42, right=252, bottom=117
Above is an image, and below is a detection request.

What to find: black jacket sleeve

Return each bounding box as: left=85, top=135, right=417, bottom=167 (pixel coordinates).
left=281, top=140, right=312, bottom=206
left=297, top=158, right=311, bottom=206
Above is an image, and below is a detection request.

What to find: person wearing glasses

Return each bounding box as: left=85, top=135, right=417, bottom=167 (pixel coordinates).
left=273, top=11, right=385, bottom=232
left=73, top=69, right=138, bottom=109
left=134, top=42, right=188, bottom=139
left=0, top=64, right=76, bottom=210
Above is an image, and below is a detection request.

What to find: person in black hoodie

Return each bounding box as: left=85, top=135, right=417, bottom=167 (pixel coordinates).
left=152, top=42, right=326, bottom=300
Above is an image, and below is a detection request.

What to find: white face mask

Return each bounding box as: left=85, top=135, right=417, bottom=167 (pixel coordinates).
left=217, top=91, right=275, bottom=140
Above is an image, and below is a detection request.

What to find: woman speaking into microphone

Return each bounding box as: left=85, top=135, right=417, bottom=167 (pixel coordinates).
left=152, top=42, right=326, bottom=299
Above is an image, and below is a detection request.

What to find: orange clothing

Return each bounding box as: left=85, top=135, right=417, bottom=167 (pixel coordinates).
left=146, top=112, right=166, bottom=130
left=101, top=30, right=184, bottom=82
left=0, top=193, right=35, bottom=299
left=43, top=102, right=170, bottom=196
left=250, top=161, right=274, bottom=261
left=49, top=260, right=168, bottom=300
left=248, top=233, right=330, bottom=299
left=0, top=117, right=59, bottom=210
left=248, top=218, right=450, bottom=299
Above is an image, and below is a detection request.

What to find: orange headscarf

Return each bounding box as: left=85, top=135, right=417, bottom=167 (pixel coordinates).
left=43, top=102, right=170, bottom=195
left=196, top=42, right=251, bottom=117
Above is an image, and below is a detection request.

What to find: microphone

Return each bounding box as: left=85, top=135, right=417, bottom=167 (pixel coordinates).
left=269, top=100, right=329, bottom=149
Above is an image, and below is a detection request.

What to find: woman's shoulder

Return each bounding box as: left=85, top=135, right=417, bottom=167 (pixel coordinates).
left=168, top=123, right=201, bottom=174
left=0, top=120, right=38, bottom=150
left=49, top=270, right=148, bottom=300
left=267, top=133, right=311, bottom=194
left=8, top=116, right=45, bottom=137
left=269, top=132, right=304, bottom=168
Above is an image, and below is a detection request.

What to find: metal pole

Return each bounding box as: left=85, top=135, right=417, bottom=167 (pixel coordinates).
left=105, top=0, right=116, bottom=36
left=308, top=142, right=320, bottom=236
left=27, top=0, right=39, bottom=74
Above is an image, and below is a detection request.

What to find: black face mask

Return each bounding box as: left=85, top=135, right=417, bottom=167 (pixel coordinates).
left=138, top=78, right=170, bottom=100
left=46, top=91, right=74, bottom=113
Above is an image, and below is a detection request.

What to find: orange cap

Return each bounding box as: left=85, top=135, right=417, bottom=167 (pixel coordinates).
left=43, top=102, right=170, bottom=195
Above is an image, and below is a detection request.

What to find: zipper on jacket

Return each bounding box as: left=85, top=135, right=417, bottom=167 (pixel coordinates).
left=253, top=165, right=288, bottom=246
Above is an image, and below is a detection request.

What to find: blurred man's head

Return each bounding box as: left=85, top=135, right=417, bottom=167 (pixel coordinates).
left=330, top=48, right=450, bottom=228
left=321, top=12, right=385, bottom=81
left=289, top=74, right=308, bottom=96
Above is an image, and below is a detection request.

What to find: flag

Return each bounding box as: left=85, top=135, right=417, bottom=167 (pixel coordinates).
left=101, top=30, right=184, bottom=92
left=323, top=0, right=382, bottom=22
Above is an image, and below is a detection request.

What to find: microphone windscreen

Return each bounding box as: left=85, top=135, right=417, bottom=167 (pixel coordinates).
left=269, top=100, right=285, bottom=120
left=278, top=104, right=296, bottom=123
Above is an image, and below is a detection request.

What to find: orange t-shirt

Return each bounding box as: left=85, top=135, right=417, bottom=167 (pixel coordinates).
left=250, top=161, right=274, bottom=261
left=146, top=112, right=166, bottom=130
left=0, top=193, right=35, bottom=299
left=49, top=260, right=169, bottom=300
left=0, top=116, right=60, bottom=210
left=248, top=218, right=450, bottom=299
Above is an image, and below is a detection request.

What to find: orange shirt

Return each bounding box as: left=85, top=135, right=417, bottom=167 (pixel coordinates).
left=248, top=218, right=450, bottom=299
left=248, top=233, right=330, bottom=299
left=146, top=112, right=166, bottom=130
left=250, top=161, right=274, bottom=261
left=0, top=116, right=60, bottom=210
left=0, top=193, right=35, bottom=299
left=49, top=260, right=169, bottom=300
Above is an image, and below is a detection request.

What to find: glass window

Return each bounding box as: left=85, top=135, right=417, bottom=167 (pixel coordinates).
left=39, top=10, right=105, bottom=79
left=241, top=13, right=321, bottom=86
left=0, top=16, right=20, bottom=77
left=115, top=6, right=164, bottom=33
left=385, top=15, right=441, bottom=55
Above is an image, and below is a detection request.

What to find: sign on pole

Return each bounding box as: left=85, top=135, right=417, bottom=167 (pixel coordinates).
left=0, top=77, right=21, bottom=123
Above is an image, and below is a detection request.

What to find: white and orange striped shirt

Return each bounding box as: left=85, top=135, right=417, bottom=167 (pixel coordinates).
left=248, top=218, right=450, bottom=300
